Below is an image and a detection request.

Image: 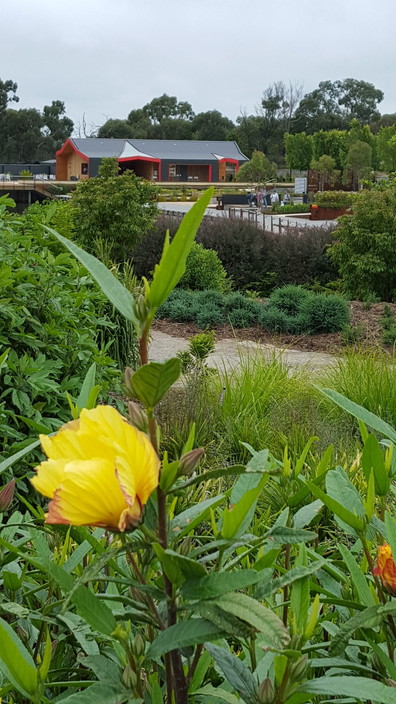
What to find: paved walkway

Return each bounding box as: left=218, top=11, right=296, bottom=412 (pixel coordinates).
left=157, top=201, right=333, bottom=230
left=149, top=330, right=335, bottom=375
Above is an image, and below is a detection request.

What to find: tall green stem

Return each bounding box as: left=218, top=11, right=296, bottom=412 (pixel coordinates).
left=140, top=328, right=188, bottom=703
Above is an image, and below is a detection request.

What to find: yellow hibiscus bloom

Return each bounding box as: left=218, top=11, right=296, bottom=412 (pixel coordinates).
left=31, top=405, right=160, bottom=532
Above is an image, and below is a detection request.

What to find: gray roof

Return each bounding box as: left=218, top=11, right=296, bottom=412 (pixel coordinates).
left=70, top=138, right=247, bottom=162
left=72, top=138, right=126, bottom=158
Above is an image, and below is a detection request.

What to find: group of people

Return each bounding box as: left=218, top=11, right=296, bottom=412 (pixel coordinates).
left=247, top=188, right=291, bottom=208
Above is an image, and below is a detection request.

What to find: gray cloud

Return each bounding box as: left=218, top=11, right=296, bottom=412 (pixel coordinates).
left=3, top=0, right=395, bottom=130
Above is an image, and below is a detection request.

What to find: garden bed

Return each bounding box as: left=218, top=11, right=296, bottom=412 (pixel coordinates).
left=153, top=300, right=396, bottom=354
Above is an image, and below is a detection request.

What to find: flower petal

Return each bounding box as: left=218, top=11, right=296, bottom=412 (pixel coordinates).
left=31, top=459, right=68, bottom=498
left=79, top=405, right=160, bottom=506
left=46, top=459, right=133, bottom=530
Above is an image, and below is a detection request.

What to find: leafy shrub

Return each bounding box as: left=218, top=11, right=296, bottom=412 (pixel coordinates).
left=382, top=327, right=396, bottom=345
left=194, top=289, right=225, bottom=309
left=227, top=306, right=259, bottom=327
left=133, top=215, right=338, bottom=293
left=329, top=187, right=396, bottom=300
left=177, top=331, right=216, bottom=373
left=300, top=292, right=350, bottom=333
left=341, top=323, right=365, bottom=344
left=268, top=285, right=311, bottom=316
left=19, top=169, right=33, bottom=179
left=314, top=190, right=356, bottom=208
left=260, top=306, right=306, bottom=334
left=272, top=203, right=311, bottom=214
left=71, top=163, right=158, bottom=261
left=195, top=304, right=224, bottom=329
left=158, top=286, right=349, bottom=335
left=179, top=242, right=230, bottom=292
left=157, top=289, right=198, bottom=322
left=0, top=203, right=124, bottom=460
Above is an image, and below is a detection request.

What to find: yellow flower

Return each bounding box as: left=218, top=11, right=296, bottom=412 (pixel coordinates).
left=373, top=544, right=396, bottom=596
left=31, top=406, right=160, bottom=532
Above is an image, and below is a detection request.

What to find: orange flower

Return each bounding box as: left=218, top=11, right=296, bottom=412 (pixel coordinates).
left=31, top=406, right=160, bottom=532
left=373, top=544, right=396, bottom=595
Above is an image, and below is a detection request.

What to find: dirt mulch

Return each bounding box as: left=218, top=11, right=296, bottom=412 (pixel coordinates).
left=153, top=301, right=396, bottom=355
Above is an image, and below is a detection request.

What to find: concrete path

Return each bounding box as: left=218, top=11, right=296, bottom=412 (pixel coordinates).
left=149, top=330, right=335, bottom=375
left=157, top=201, right=333, bottom=230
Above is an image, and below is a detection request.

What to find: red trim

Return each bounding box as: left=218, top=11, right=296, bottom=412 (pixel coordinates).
left=208, top=164, right=212, bottom=182
left=56, top=137, right=88, bottom=160
left=217, top=157, right=239, bottom=165
left=117, top=156, right=161, bottom=164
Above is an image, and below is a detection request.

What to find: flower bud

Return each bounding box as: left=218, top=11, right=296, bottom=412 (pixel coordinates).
left=133, top=295, right=149, bottom=324
left=0, top=480, right=15, bottom=512
left=131, top=633, right=145, bottom=658
left=290, top=654, right=309, bottom=682
left=123, top=664, right=137, bottom=689
left=124, top=366, right=134, bottom=391
left=128, top=401, right=148, bottom=432
left=178, top=448, right=204, bottom=477
left=257, top=678, right=275, bottom=704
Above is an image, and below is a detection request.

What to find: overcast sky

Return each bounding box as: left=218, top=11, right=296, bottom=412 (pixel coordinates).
left=3, top=0, right=395, bottom=130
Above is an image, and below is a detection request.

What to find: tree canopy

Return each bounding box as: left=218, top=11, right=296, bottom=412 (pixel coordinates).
left=0, top=78, right=73, bottom=161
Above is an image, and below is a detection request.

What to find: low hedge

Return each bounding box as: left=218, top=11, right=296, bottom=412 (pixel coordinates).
left=314, top=191, right=356, bottom=209
left=157, top=285, right=349, bottom=334
left=271, top=203, right=311, bottom=214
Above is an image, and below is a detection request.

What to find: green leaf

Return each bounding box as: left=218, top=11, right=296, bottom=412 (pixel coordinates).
left=0, top=347, right=10, bottom=371
left=385, top=511, right=396, bottom=561
left=153, top=544, right=206, bottom=586
left=362, top=434, right=390, bottom=496
left=329, top=602, right=396, bottom=655
left=256, top=561, right=325, bottom=599
left=338, top=544, right=376, bottom=607
left=146, top=619, right=227, bottom=659
left=212, top=593, right=289, bottom=648
left=58, top=684, right=127, bottom=704
left=290, top=545, right=309, bottom=632
left=264, top=525, right=316, bottom=544
left=38, top=628, right=52, bottom=683
left=306, top=479, right=365, bottom=532
left=318, top=387, right=396, bottom=443
left=326, top=467, right=365, bottom=520
left=196, top=603, right=254, bottom=640
left=130, top=358, right=181, bottom=408
left=293, top=500, right=323, bottom=529
left=181, top=569, right=263, bottom=601
left=0, top=439, right=41, bottom=476
left=205, top=643, right=258, bottom=701
left=42, top=561, right=117, bottom=636
left=297, top=676, right=396, bottom=703
left=45, top=226, right=138, bottom=327
left=0, top=616, right=38, bottom=699
left=147, top=188, right=214, bottom=310
left=174, top=464, right=247, bottom=491
left=222, top=475, right=267, bottom=540
left=194, top=685, right=241, bottom=703
left=170, top=494, right=225, bottom=539
left=76, top=363, right=98, bottom=410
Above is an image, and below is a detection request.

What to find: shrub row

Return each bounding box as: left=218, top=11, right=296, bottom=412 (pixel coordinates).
left=132, top=215, right=338, bottom=293
left=157, top=285, right=350, bottom=334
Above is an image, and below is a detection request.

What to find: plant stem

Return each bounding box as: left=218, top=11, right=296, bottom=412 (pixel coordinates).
left=125, top=550, right=165, bottom=630
left=248, top=636, right=257, bottom=672
left=186, top=644, right=203, bottom=686
left=274, top=661, right=292, bottom=704
left=139, top=329, right=188, bottom=703
left=282, top=543, right=291, bottom=627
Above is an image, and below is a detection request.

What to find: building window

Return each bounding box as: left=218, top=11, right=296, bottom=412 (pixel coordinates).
left=81, top=163, right=88, bottom=175
left=168, top=164, right=176, bottom=178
